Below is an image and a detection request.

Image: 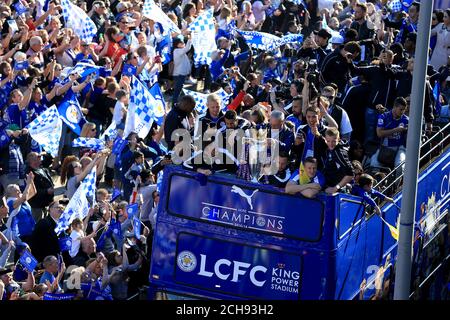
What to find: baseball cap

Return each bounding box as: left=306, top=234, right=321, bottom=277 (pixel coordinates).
left=0, top=267, right=12, bottom=276
left=331, top=34, right=344, bottom=44
left=314, top=29, right=332, bottom=40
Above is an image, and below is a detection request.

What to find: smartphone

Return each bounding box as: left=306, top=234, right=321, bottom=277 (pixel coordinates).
left=7, top=20, right=19, bottom=34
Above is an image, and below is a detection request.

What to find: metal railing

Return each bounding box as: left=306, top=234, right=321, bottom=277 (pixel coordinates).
left=374, top=121, right=450, bottom=197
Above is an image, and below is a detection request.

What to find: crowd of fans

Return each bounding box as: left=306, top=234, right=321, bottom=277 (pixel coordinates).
left=0, top=0, right=449, bottom=300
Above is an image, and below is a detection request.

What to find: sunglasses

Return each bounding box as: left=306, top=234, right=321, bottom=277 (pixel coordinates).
left=91, top=128, right=97, bottom=131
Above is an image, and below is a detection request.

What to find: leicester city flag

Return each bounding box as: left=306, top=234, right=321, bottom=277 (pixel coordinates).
left=155, top=26, right=172, bottom=65
left=110, top=218, right=123, bottom=240
left=110, top=188, right=122, bottom=203
left=58, top=91, right=87, bottom=135
left=14, top=60, right=29, bottom=71
left=126, top=203, right=139, bottom=220
left=19, top=250, right=38, bottom=272
left=149, top=83, right=166, bottom=126
left=59, top=236, right=72, bottom=252
left=133, top=216, right=141, bottom=238
left=122, top=64, right=137, bottom=77
left=112, top=136, right=128, bottom=155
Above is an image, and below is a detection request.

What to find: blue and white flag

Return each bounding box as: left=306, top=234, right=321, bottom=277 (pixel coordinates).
left=182, top=88, right=231, bottom=114
left=14, top=60, right=29, bottom=71
left=156, top=170, right=164, bottom=193
left=72, top=137, right=105, bottom=151
left=58, top=92, right=87, bottom=136
left=19, top=250, right=38, bottom=272
left=123, top=76, right=156, bottom=139
left=43, top=293, right=76, bottom=300
left=80, top=282, right=113, bottom=300
left=237, top=30, right=303, bottom=51
left=81, top=165, right=97, bottom=203
left=100, top=121, right=118, bottom=142
left=112, top=136, right=128, bottom=155
left=149, top=83, right=166, bottom=126
left=132, top=216, right=141, bottom=238
left=61, top=0, right=98, bottom=43
left=26, top=105, right=62, bottom=157
left=156, top=30, right=172, bottom=64
left=67, top=62, right=101, bottom=81
left=142, top=0, right=180, bottom=33
left=110, top=218, right=123, bottom=240
left=187, top=9, right=217, bottom=66
left=58, top=236, right=72, bottom=252
left=110, top=188, right=122, bottom=203
left=389, top=0, right=404, bottom=12
left=126, top=203, right=139, bottom=220
left=14, top=1, right=29, bottom=15
left=122, top=63, right=137, bottom=77
left=54, top=182, right=90, bottom=234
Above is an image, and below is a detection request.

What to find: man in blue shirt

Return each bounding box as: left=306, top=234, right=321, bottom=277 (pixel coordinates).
left=285, top=157, right=325, bottom=198
left=39, top=255, right=64, bottom=293
left=5, top=172, right=37, bottom=244
left=351, top=174, right=394, bottom=215
left=285, top=95, right=304, bottom=132
left=4, top=78, right=37, bottom=128
left=370, top=97, right=409, bottom=170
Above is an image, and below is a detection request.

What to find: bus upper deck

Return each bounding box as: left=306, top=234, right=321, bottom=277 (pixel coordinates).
left=148, top=121, right=450, bottom=300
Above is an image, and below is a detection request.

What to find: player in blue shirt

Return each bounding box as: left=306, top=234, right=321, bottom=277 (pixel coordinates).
left=285, top=157, right=325, bottom=198
left=370, top=97, right=408, bottom=169
left=351, top=174, right=394, bottom=215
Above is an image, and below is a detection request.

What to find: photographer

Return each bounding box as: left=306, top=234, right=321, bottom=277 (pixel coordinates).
left=297, top=30, right=331, bottom=68
left=320, top=41, right=361, bottom=99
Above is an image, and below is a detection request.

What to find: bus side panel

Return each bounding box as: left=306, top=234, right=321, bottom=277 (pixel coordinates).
left=150, top=222, right=311, bottom=299
left=335, top=196, right=384, bottom=300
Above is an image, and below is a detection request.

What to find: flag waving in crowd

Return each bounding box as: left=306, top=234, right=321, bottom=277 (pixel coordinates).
left=124, top=76, right=157, bottom=139
left=142, top=0, right=181, bottom=34
left=182, top=88, right=231, bottom=114
left=187, top=9, right=217, bottom=67
left=236, top=30, right=304, bottom=51
left=58, top=92, right=87, bottom=135
left=60, top=0, right=97, bottom=43
left=26, top=105, right=62, bottom=157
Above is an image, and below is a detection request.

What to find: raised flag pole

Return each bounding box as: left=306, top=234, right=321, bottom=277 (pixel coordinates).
left=393, top=0, right=433, bottom=300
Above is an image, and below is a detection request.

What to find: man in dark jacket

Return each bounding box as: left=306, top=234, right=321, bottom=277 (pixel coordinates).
left=319, top=128, right=354, bottom=194
left=30, top=200, right=64, bottom=263
left=267, top=110, right=295, bottom=154
left=164, top=95, right=196, bottom=151
left=26, top=152, right=54, bottom=222
left=349, top=2, right=375, bottom=41
left=320, top=41, right=361, bottom=99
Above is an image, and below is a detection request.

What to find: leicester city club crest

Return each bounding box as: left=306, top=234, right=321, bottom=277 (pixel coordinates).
left=177, top=251, right=197, bottom=272
left=66, top=102, right=81, bottom=124
left=154, top=95, right=165, bottom=118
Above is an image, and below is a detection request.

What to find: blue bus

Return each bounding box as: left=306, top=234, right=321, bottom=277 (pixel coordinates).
left=148, top=122, right=450, bottom=300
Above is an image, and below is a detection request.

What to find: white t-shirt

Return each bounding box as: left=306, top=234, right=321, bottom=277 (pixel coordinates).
left=113, top=101, right=126, bottom=125
left=69, top=229, right=84, bottom=258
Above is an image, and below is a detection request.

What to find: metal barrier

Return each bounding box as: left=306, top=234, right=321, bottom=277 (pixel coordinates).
left=374, top=121, right=450, bottom=198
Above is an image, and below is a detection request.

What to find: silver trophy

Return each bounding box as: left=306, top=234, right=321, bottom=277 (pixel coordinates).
left=241, top=135, right=278, bottom=183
